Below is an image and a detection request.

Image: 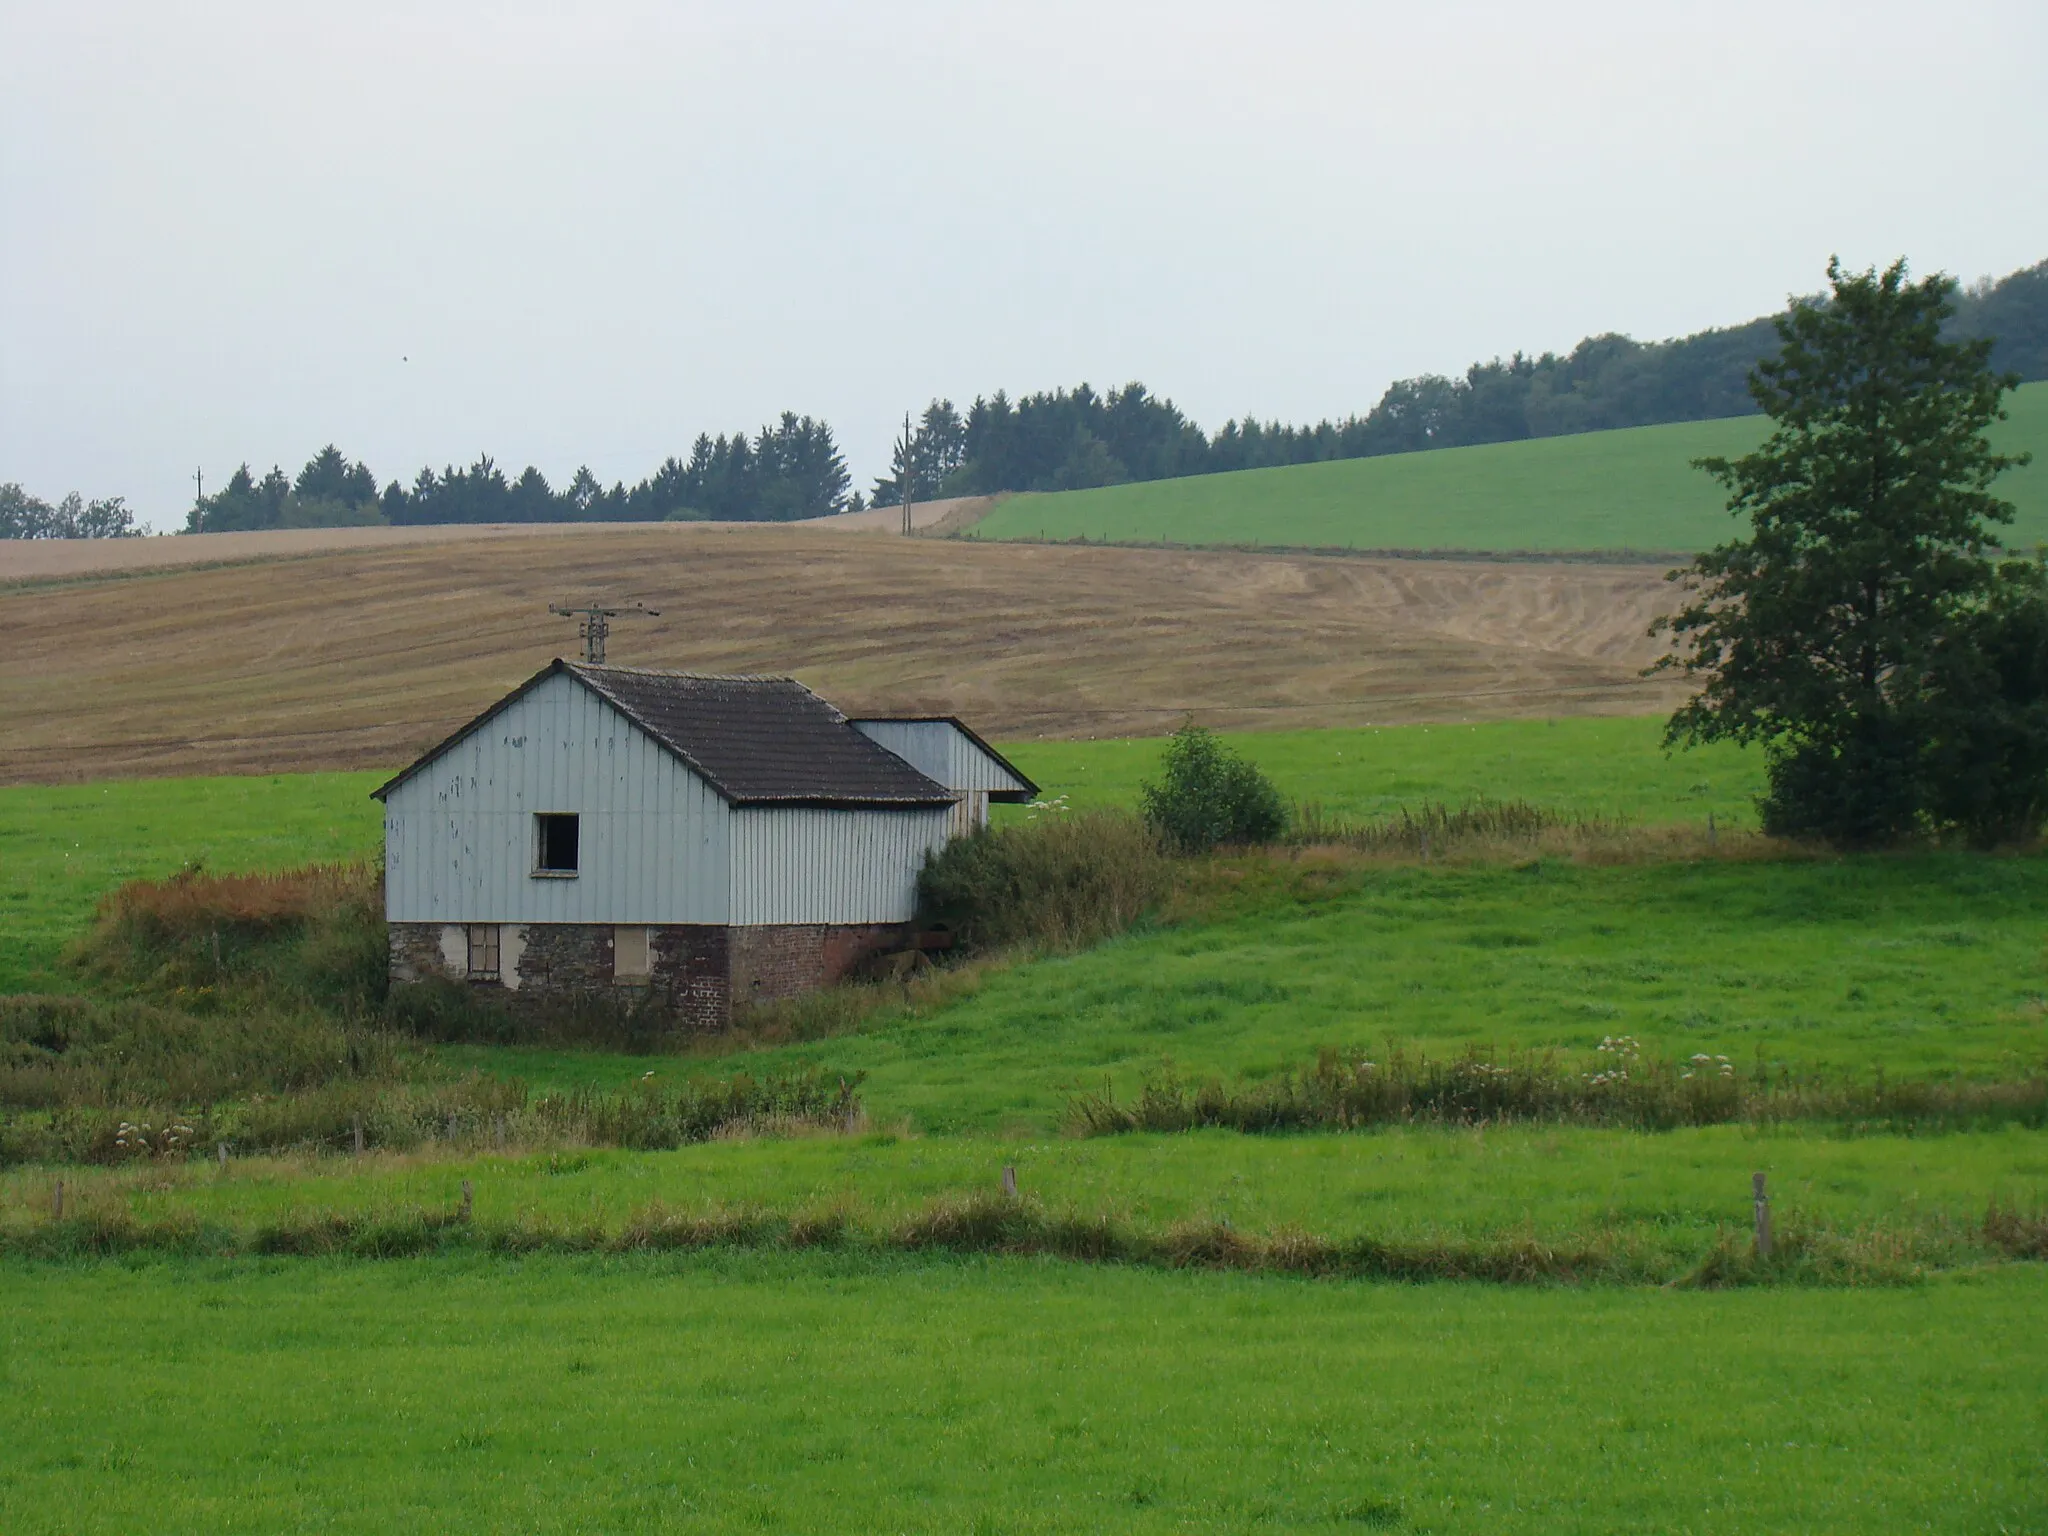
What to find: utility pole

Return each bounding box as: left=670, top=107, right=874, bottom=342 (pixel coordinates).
left=549, top=602, right=660, bottom=665
left=193, top=467, right=204, bottom=530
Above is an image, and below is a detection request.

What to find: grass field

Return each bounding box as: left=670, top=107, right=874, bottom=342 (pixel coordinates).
left=969, top=380, right=2048, bottom=554
left=2, top=1256, right=2042, bottom=1534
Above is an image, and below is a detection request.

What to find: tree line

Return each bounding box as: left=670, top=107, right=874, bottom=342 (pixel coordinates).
left=0, top=485, right=138, bottom=539
left=878, top=258, right=2047, bottom=502
left=5, top=257, right=2040, bottom=536
left=183, top=413, right=853, bottom=533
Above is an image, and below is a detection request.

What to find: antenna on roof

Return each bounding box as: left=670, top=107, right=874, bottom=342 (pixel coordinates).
left=549, top=602, right=659, bottom=665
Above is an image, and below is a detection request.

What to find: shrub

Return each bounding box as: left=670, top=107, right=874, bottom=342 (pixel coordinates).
left=917, top=810, right=1169, bottom=952
left=1138, top=722, right=1287, bottom=852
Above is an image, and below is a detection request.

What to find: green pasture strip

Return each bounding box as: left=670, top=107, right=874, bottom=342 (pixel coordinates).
left=0, top=723, right=1761, bottom=992
left=593, top=854, right=2046, bottom=1132
left=0, top=771, right=384, bottom=993
left=11, top=1124, right=2042, bottom=1259
left=2, top=1255, right=2041, bottom=1534
left=1001, top=716, right=1762, bottom=828
left=967, top=380, right=2048, bottom=553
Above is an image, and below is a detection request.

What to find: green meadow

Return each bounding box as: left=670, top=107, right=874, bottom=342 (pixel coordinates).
left=5, top=1255, right=2041, bottom=1534
left=968, top=379, right=2048, bottom=553
left=0, top=720, right=1757, bottom=994
left=1000, top=716, right=1762, bottom=826
left=691, top=854, right=2048, bottom=1133
left=4, top=725, right=2047, bottom=1532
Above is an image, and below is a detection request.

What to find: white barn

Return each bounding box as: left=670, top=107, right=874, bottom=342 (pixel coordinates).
left=374, top=660, right=1035, bottom=1026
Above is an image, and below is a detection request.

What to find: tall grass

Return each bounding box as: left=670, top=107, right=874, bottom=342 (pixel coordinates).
left=3, top=1182, right=2019, bottom=1287
left=917, top=809, right=1170, bottom=952
left=1067, top=1046, right=2048, bottom=1136
left=0, top=1065, right=862, bottom=1166
left=70, top=862, right=386, bottom=1013
left=0, top=993, right=399, bottom=1109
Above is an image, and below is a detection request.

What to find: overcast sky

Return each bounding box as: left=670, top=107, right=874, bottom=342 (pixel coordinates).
left=4, top=1, right=2044, bottom=530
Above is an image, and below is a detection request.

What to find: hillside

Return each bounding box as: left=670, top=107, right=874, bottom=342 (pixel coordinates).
left=966, top=380, right=2048, bottom=554
left=0, top=528, right=1689, bottom=783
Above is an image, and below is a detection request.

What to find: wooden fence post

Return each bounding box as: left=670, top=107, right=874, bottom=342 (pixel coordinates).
left=218, top=1142, right=229, bottom=1168
left=1752, top=1171, right=1771, bottom=1259
left=459, top=1179, right=474, bottom=1223
left=1001, top=1165, right=1018, bottom=1200
left=352, top=1117, right=364, bottom=1157
left=52, top=1180, right=64, bottom=1220
left=1707, top=811, right=1718, bottom=850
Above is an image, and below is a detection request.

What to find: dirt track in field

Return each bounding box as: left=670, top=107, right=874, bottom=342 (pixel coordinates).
left=0, top=525, right=1687, bottom=783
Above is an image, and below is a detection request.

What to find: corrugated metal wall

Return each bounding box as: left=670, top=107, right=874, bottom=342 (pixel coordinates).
left=853, top=720, right=1030, bottom=793
left=854, top=720, right=1029, bottom=836
left=383, top=672, right=733, bottom=923
left=728, top=806, right=951, bottom=925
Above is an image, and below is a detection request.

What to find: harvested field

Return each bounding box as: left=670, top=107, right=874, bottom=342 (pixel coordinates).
left=0, top=526, right=1688, bottom=782
left=0, top=497, right=993, bottom=583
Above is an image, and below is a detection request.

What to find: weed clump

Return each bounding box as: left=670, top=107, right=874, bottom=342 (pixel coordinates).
left=0, top=1064, right=862, bottom=1166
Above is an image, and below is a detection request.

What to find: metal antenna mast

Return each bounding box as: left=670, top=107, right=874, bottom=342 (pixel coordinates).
left=549, top=601, right=660, bottom=665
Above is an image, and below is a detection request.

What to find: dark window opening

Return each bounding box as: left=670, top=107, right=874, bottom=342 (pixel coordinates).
left=466, top=924, right=500, bottom=981
left=536, top=813, right=580, bottom=874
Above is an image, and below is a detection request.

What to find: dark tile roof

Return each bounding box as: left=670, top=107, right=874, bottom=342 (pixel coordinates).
left=372, top=659, right=956, bottom=808
left=571, top=665, right=955, bottom=807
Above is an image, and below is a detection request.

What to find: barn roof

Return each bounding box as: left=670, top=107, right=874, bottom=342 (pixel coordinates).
left=372, top=659, right=958, bottom=809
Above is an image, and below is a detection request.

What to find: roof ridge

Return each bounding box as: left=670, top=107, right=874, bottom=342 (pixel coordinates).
left=569, top=663, right=800, bottom=683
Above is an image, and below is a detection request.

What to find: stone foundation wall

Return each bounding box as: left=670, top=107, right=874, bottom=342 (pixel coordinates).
left=508, top=923, right=615, bottom=996
left=388, top=922, right=450, bottom=985
left=388, top=919, right=900, bottom=1030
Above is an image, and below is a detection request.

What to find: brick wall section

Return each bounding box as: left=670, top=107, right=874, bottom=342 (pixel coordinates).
left=649, top=926, right=732, bottom=1032
left=729, top=923, right=907, bottom=1006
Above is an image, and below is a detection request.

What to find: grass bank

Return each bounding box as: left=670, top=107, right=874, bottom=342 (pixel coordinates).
left=638, top=851, right=2048, bottom=1133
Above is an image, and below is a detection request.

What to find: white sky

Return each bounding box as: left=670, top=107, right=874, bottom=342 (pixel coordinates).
left=4, top=0, right=2045, bottom=529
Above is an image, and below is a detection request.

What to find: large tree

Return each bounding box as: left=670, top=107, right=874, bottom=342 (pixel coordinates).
left=1655, top=257, right=2037, bottom=845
